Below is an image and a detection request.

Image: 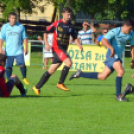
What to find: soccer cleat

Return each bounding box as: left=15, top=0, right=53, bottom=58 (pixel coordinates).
left=115, top=95, right=128, bottom=102
left=23, top=78, right=30, bottom=85
left=69, top=69, right=82, bottom=81
left=121, top=83, right=133, bottom=99
left=21, top=86, right=27, bottom=97
left=57, top=83, right=69, bottom=91
left=32, top=86, right=40, bottom=95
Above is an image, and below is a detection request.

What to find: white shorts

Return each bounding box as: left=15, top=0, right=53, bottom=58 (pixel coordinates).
left=44, top=48, right=54, bottom=58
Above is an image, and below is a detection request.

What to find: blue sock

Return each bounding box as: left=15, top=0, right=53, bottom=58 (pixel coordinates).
left=6, top=68, right=12, bottom=79
left=80, top=72, right=98, bottom=79
left=116, top=76, right=122, bottom=96
left=20, top=66, right=26, bottom=79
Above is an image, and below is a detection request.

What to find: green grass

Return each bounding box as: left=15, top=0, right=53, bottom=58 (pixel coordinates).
left=1, top=53, right=134, bottom=134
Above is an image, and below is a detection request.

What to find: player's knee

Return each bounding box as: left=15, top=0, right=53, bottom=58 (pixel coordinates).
left=98, top=75, right=107, bottom=80
left=48, top=69, right=55, bottom=75
left=6, top=67, right=12, bottom=70
left=20, top=65, right=25, bottom=68
left=118, top=69, right=124, bottom=76
left=11, top=74, right=17, bottom=78
left=65, top=61, right=72, bottom=67
left=11, top=75, right=20, bottom=84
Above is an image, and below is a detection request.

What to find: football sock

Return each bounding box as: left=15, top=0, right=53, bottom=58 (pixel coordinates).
left=36, top=71, right=51, bottom=89
left=116, top=76, right=122, bottom=96
left=80, top=72, right=98, bottom=79
left=59, top=65, right=70, bottom=84
left=132, top=86, right=134, bottom=93
left=20, top=66, right=26, bottom=79
left=6, top=67, right=12, bottom=79
left=16, top=82, right=26, bottom=95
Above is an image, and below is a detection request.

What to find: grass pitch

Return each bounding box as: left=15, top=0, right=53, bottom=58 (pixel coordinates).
left=1, top=55, right=134, bottom=134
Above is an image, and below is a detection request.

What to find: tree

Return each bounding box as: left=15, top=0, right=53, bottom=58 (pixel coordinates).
left=46, top=0, right=82, bottom=24
left=102, top=0, right=134, bottom=20
left=0, top=0, right=44, bottom=21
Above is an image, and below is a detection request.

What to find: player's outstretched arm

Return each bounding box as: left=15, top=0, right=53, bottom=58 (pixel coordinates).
left=74, top=39, right=83, bottom=51
left=101, top=38, right=114, bottom=57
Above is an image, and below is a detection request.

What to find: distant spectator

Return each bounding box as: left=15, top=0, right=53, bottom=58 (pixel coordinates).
left=95, top=28, right=108, bottom=46
left=77, top=21, right=97, bottom=44
left=37, top=35, right=42, bottom=40
left=43, top=33, right=54, bottom=69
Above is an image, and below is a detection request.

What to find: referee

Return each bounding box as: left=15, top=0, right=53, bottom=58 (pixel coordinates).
left=0, top=12, right=29, bottom=84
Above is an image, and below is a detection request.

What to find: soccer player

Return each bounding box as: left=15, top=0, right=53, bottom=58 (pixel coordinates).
left=0, top=53, right=27, bottom=97
left=0, top=12, right=29, bottom=84
left=32, top=7, right=83, bottom=94
left=69, top=19, right=134, bottom=101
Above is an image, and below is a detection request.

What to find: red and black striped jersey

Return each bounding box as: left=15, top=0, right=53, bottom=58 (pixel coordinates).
left=45, top=19, right=77, bottom=52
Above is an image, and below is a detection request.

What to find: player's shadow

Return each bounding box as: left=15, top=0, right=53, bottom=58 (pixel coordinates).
left=48, top=83, right=114, bottom=86
left=9, top=95, right=70, bottom=98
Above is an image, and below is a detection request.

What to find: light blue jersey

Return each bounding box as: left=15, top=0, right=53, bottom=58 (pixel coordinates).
left=104, top=27, right=134, bottom=58
left=0, top=22, right=27, bottom=56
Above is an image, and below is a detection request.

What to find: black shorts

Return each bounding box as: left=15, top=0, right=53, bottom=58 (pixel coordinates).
left=52, top=51, right=70, bottom=64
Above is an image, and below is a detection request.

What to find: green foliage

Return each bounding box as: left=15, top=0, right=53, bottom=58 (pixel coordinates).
left=107, top=0, right=134, bottom=20
left=0, top=0, right=44, bottom=19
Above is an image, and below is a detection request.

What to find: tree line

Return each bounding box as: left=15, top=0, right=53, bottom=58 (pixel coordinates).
left=0, top=0, right=134, bottom=26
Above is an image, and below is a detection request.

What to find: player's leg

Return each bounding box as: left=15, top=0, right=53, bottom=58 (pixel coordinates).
left=44, top=58, right=49, bottom=70
left=5, top=75, right=27, bottom=97
left=51, top=57, right=53, bottom=63
left=56, top=57, right=72, bottom=91
left=53, top=49, right=72, bottom=91
left=113, top=61, right=128, bottom=101
left=16, top=54, right=29, bottom=84
left=6, top=56, right=14, bottom=80
left=59, top=57, right=72, bottom=83
left=69, top=65, right=111, bottom=81
left=121, top=83, right=134, bottom=99
left=33, top=62, right=61, bottom=95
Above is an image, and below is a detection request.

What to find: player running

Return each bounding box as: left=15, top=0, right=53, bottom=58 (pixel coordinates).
left=69, top=19, right=134, bottom=101
left=0, top=53, right=27, bottom=97
left=32, top=7, right=83, bottom=94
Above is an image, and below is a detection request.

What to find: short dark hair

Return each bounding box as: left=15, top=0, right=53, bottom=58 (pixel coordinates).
left=124, top=19, right=134, bottom=27
left=8, top=12, right=17, bottom=18
left=62, top=7, right=72, bottom=13
left=82, top=21, right=88, bottom=24
left=0, top=53, right=7, bottom=65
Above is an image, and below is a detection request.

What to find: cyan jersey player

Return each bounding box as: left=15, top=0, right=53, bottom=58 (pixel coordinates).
left=69, top=19, right=134, bottom=101
left=0, top=12, right=29, bottom=85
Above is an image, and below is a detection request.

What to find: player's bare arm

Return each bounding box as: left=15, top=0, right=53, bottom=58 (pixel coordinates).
left=23, top=38, right=28, bottom=55
left=44, top=33, right=51, bottom=51
left=69, top=36, right=73, bottom=44
left=74, top=38, right=83, bottom=51
left=0, top=39, right=4, bottom=54
left=95, top=40, right=100, bottom=46
left=101, top=38, right=114, bottom=57
left=130, top=45, right=134, bottom=69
